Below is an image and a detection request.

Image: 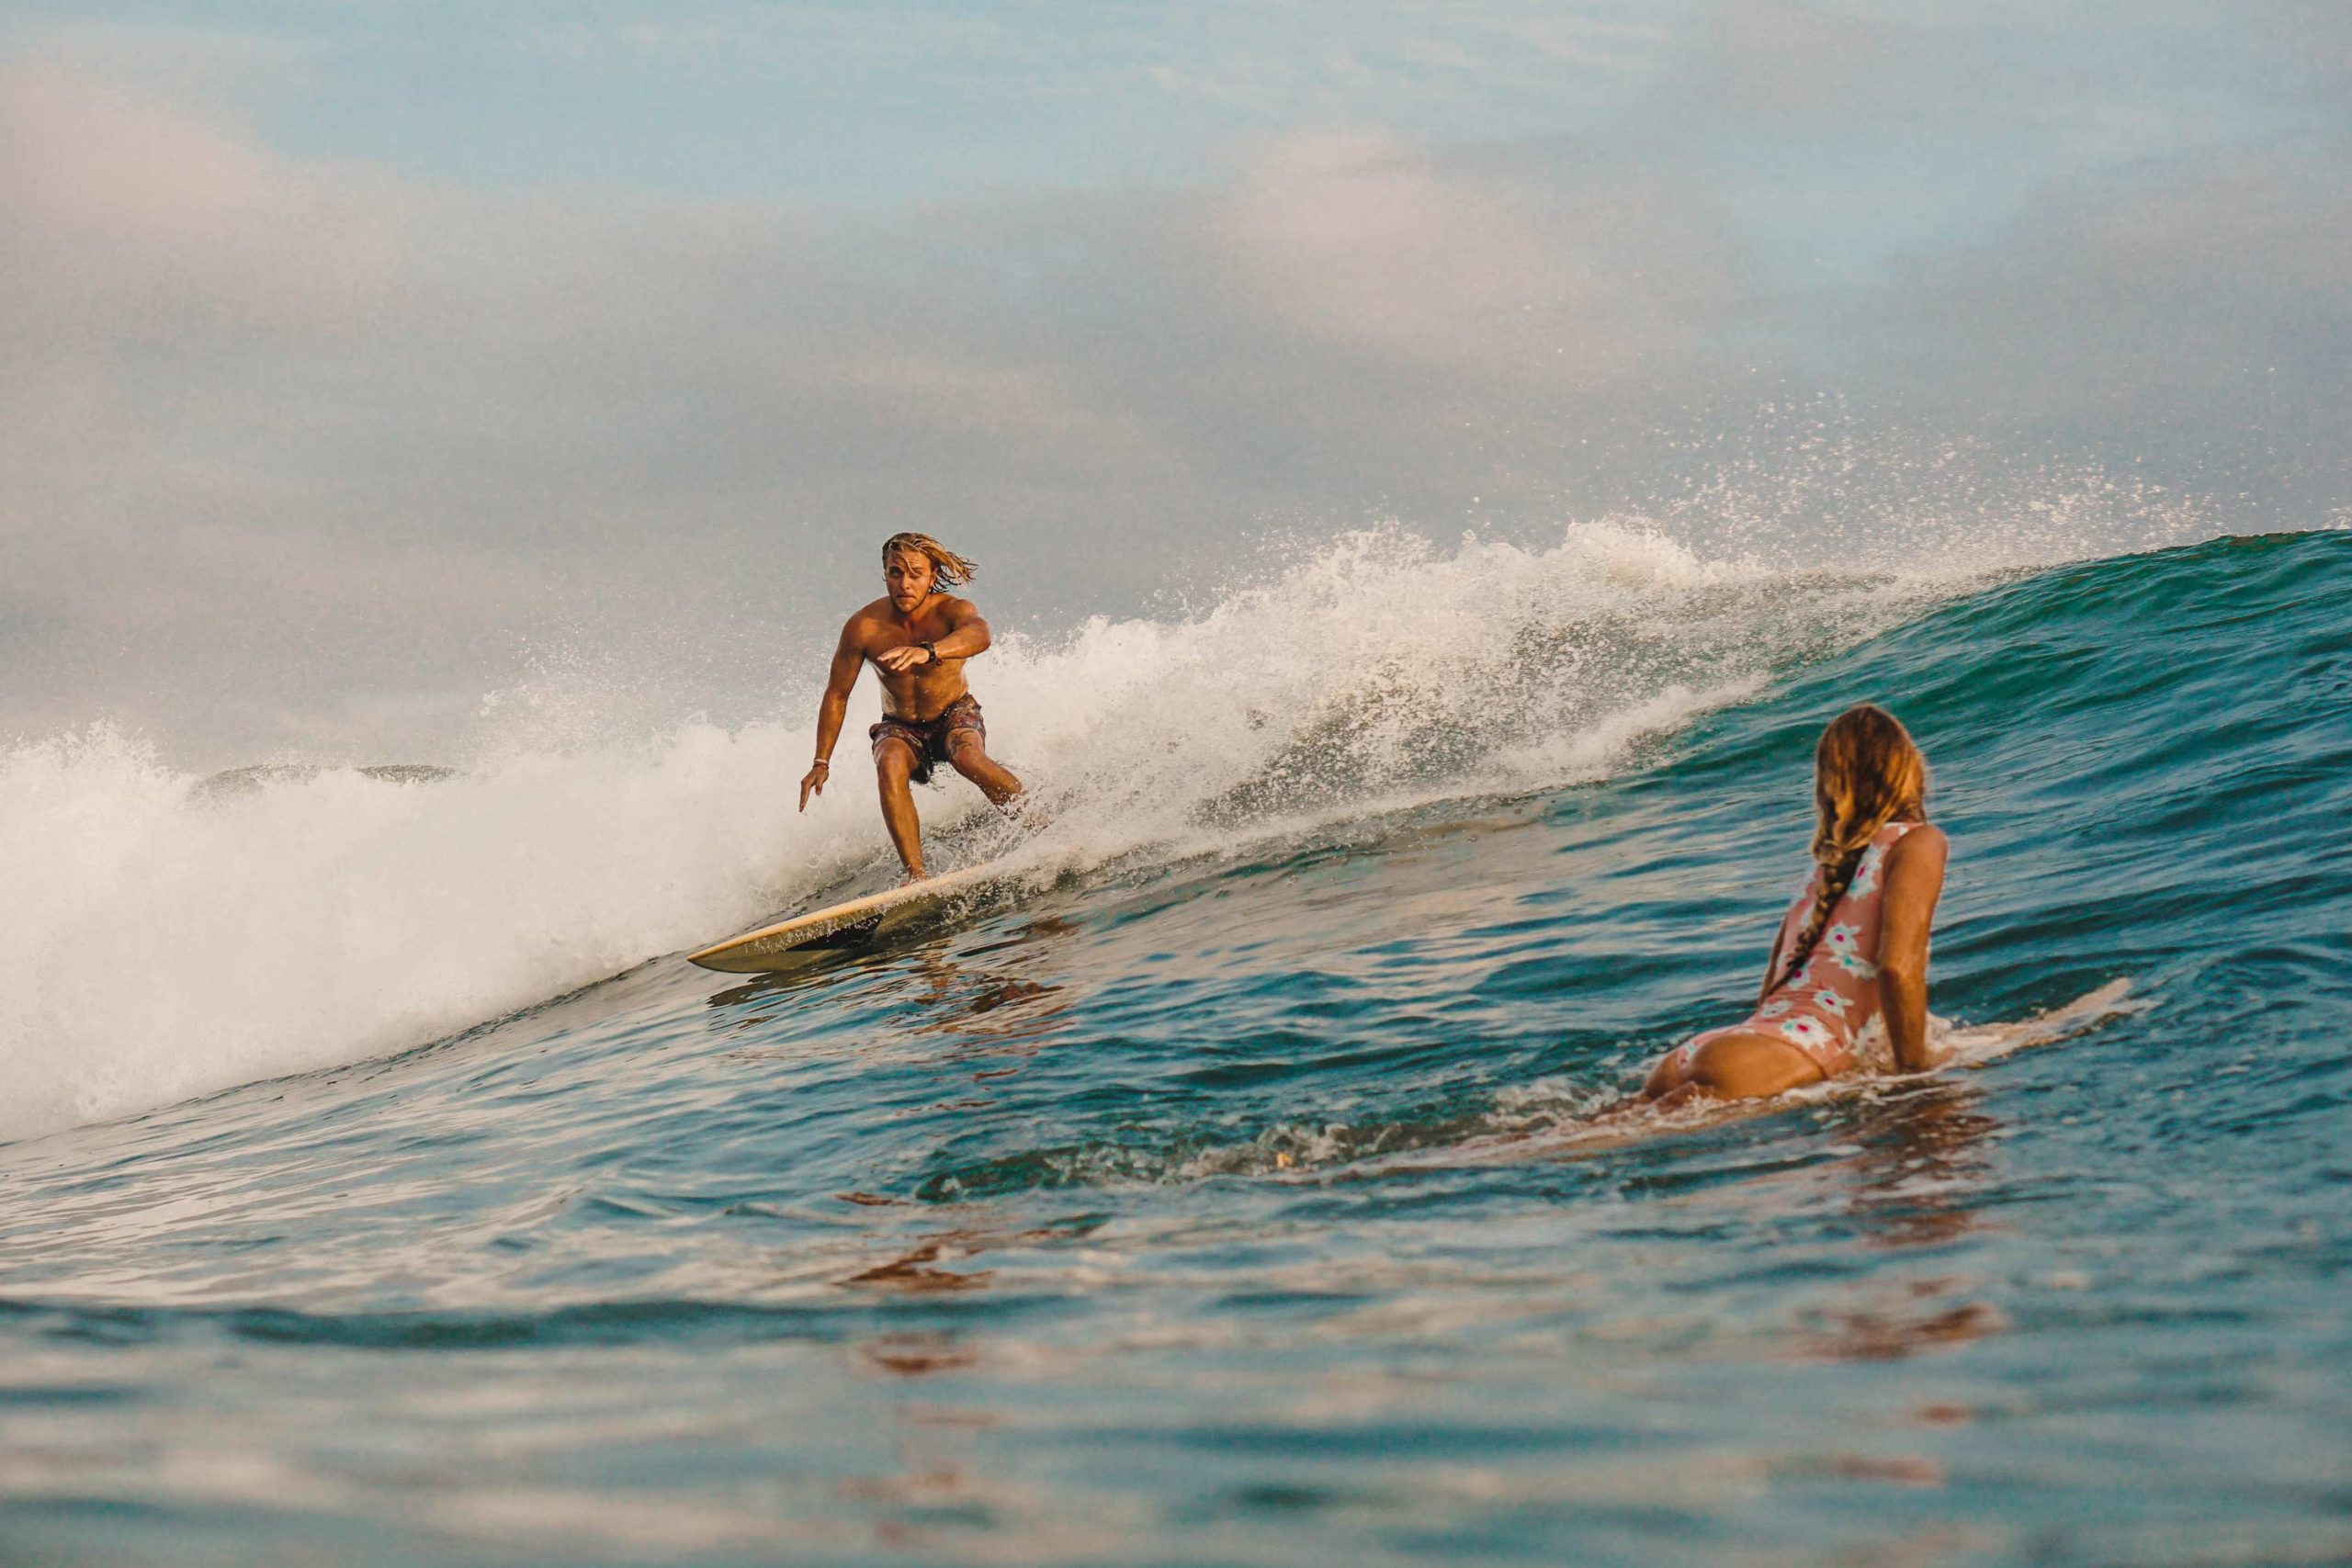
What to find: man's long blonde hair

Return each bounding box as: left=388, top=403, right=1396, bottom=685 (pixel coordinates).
left=1776, top=704, right=1929, bottom=988
left=882, top=532, right=978, bottom=590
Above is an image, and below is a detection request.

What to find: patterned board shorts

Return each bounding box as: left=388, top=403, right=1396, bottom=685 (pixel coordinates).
left=869, top=694, right=986, bottom=785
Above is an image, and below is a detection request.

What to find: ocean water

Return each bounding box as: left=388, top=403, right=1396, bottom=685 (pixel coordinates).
left=3, top=524, right=2349, bottom=1564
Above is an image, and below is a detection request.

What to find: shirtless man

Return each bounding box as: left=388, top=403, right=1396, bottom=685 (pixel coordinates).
left=797, top=533, right=1028, bottom=880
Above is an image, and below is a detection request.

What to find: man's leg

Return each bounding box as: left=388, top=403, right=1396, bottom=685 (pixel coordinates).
left=874, top=738, right=926, bottom=878
left=944, top=730, right=1025, bottom=811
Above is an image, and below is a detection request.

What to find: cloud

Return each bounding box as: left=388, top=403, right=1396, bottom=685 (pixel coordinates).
left=0, top=61, right=411, bottom=560
left=1694, top=0, right=1890, bottom=118
left=1873, top=139, right=2352, bottom=449
left=0, top=17, right=317, bottom=111
left=2, top=57, right=1754, bottom=764
left=4, top=15, right=2346, bottom=764
left=0, top=62, right=404, bottom=346
left=1217, top=131, right=1623, bottom=379
left=2264, top=1, right=2352, bottom=89
left=514, top=3, right=1668, bottom=92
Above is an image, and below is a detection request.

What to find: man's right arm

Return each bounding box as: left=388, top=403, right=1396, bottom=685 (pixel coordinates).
left=799, top=623, right=865, bottom=811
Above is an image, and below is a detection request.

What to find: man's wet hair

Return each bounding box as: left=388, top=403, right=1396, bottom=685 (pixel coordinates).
left=881, top=532, right=978, bottom=590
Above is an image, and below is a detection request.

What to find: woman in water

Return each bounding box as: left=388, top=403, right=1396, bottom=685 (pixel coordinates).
left=1641, top=704, right=1950, bottom=1104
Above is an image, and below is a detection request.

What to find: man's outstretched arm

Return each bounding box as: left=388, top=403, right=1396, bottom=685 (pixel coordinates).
left=873, top=601, right=991, bottom=672
left=800, top=625, right=865, bottom=810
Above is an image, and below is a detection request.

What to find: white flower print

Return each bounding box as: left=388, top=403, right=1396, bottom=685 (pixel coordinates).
left=1832, top=952, right=1879, bottom=980
left=1823, top=922, right=1862, bottom=959
left=1848, top=844, right=1885, bottom=898
left=1812, top=990, right=1852, bottom=1017
left=1758, top=998, right=1792, bottom=1019
left=1780, top=1016, right=1834, bottom=1050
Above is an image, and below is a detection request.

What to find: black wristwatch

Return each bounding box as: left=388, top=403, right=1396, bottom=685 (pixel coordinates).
left=921, top=641, right=938, bottom=663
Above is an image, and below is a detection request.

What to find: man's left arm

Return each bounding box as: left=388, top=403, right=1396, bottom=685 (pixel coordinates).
left=877, top=600, right=992, bottom=671
left=927, top=600, right=991, bottom=662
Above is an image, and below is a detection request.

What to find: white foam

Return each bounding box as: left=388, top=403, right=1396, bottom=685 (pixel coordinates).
left=0, top=514, right=2191, bottom=1145
left=0, top=719, right=852, bottom=1143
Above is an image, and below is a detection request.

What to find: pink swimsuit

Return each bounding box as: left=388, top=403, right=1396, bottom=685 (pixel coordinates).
left=1672, top=819, right=1924, bottom=1078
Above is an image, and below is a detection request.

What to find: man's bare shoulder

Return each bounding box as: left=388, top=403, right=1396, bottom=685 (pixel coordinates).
left=840, top=598, right=898, bottom=642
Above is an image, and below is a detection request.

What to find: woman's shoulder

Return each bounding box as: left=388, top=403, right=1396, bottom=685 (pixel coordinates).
left=1883, top=820, right=1950, bottom=868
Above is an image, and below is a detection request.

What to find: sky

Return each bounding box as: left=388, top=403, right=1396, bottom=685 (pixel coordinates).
left=4, top=1, right=2348, bottom=763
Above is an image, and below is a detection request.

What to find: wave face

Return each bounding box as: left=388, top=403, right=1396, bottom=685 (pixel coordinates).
left=3, top=528, right=2349, bottom=1562
left=0, top=514, right=2080, bottom=1145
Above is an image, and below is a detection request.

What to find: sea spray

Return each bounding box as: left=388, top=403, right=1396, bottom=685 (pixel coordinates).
left=0, top=721, right=840, bottom=1142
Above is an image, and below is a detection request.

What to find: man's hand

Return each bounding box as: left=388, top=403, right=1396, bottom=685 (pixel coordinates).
left=798, top=761, right=830, bottom=811
left=873, top=643, right=934, bottom=673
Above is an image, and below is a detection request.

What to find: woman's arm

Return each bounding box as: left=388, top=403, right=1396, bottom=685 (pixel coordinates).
left=1877, top=825, right=1950, bottom=1072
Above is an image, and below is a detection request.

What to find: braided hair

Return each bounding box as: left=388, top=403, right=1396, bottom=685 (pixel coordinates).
left=1773, top=705, right=1928, bottom=991
left=881, top=532, right=979, bottom=590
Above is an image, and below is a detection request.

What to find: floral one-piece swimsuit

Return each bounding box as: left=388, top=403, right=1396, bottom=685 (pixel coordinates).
left=1670, top=819, right=1924, bottom=1079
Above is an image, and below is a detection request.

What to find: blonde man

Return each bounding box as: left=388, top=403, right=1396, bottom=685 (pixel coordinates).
left=798, top=533, right=1028, bottom=880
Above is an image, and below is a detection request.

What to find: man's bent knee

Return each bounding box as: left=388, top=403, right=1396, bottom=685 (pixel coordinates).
left=944, top=733, right=995, bottom=774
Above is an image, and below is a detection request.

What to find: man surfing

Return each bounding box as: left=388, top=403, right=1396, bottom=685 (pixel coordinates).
left=798, top=533, right=1030, bottom=880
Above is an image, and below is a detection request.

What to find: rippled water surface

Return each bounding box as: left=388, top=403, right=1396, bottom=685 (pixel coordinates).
left=5, top=532, right=2350, bottom=1564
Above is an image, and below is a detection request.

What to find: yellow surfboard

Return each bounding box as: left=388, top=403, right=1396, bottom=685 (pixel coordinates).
left=686, top=859, right=1011, bottom=973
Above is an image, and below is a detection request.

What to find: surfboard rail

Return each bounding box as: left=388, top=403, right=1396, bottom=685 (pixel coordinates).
left=687, top=859, right=1010, bottom=973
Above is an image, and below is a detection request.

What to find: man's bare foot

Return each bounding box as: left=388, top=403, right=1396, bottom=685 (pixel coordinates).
left=898, top=868, right=929, bottom=886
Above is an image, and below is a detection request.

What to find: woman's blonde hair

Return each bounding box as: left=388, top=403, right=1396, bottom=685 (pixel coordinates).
left=881, top=532, right=978, bottom=590
left=1776, top=704, right=1928, bottom=988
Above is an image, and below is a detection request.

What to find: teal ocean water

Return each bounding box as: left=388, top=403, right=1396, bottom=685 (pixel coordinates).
left=4, top=527, right=2348, bottom=1563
